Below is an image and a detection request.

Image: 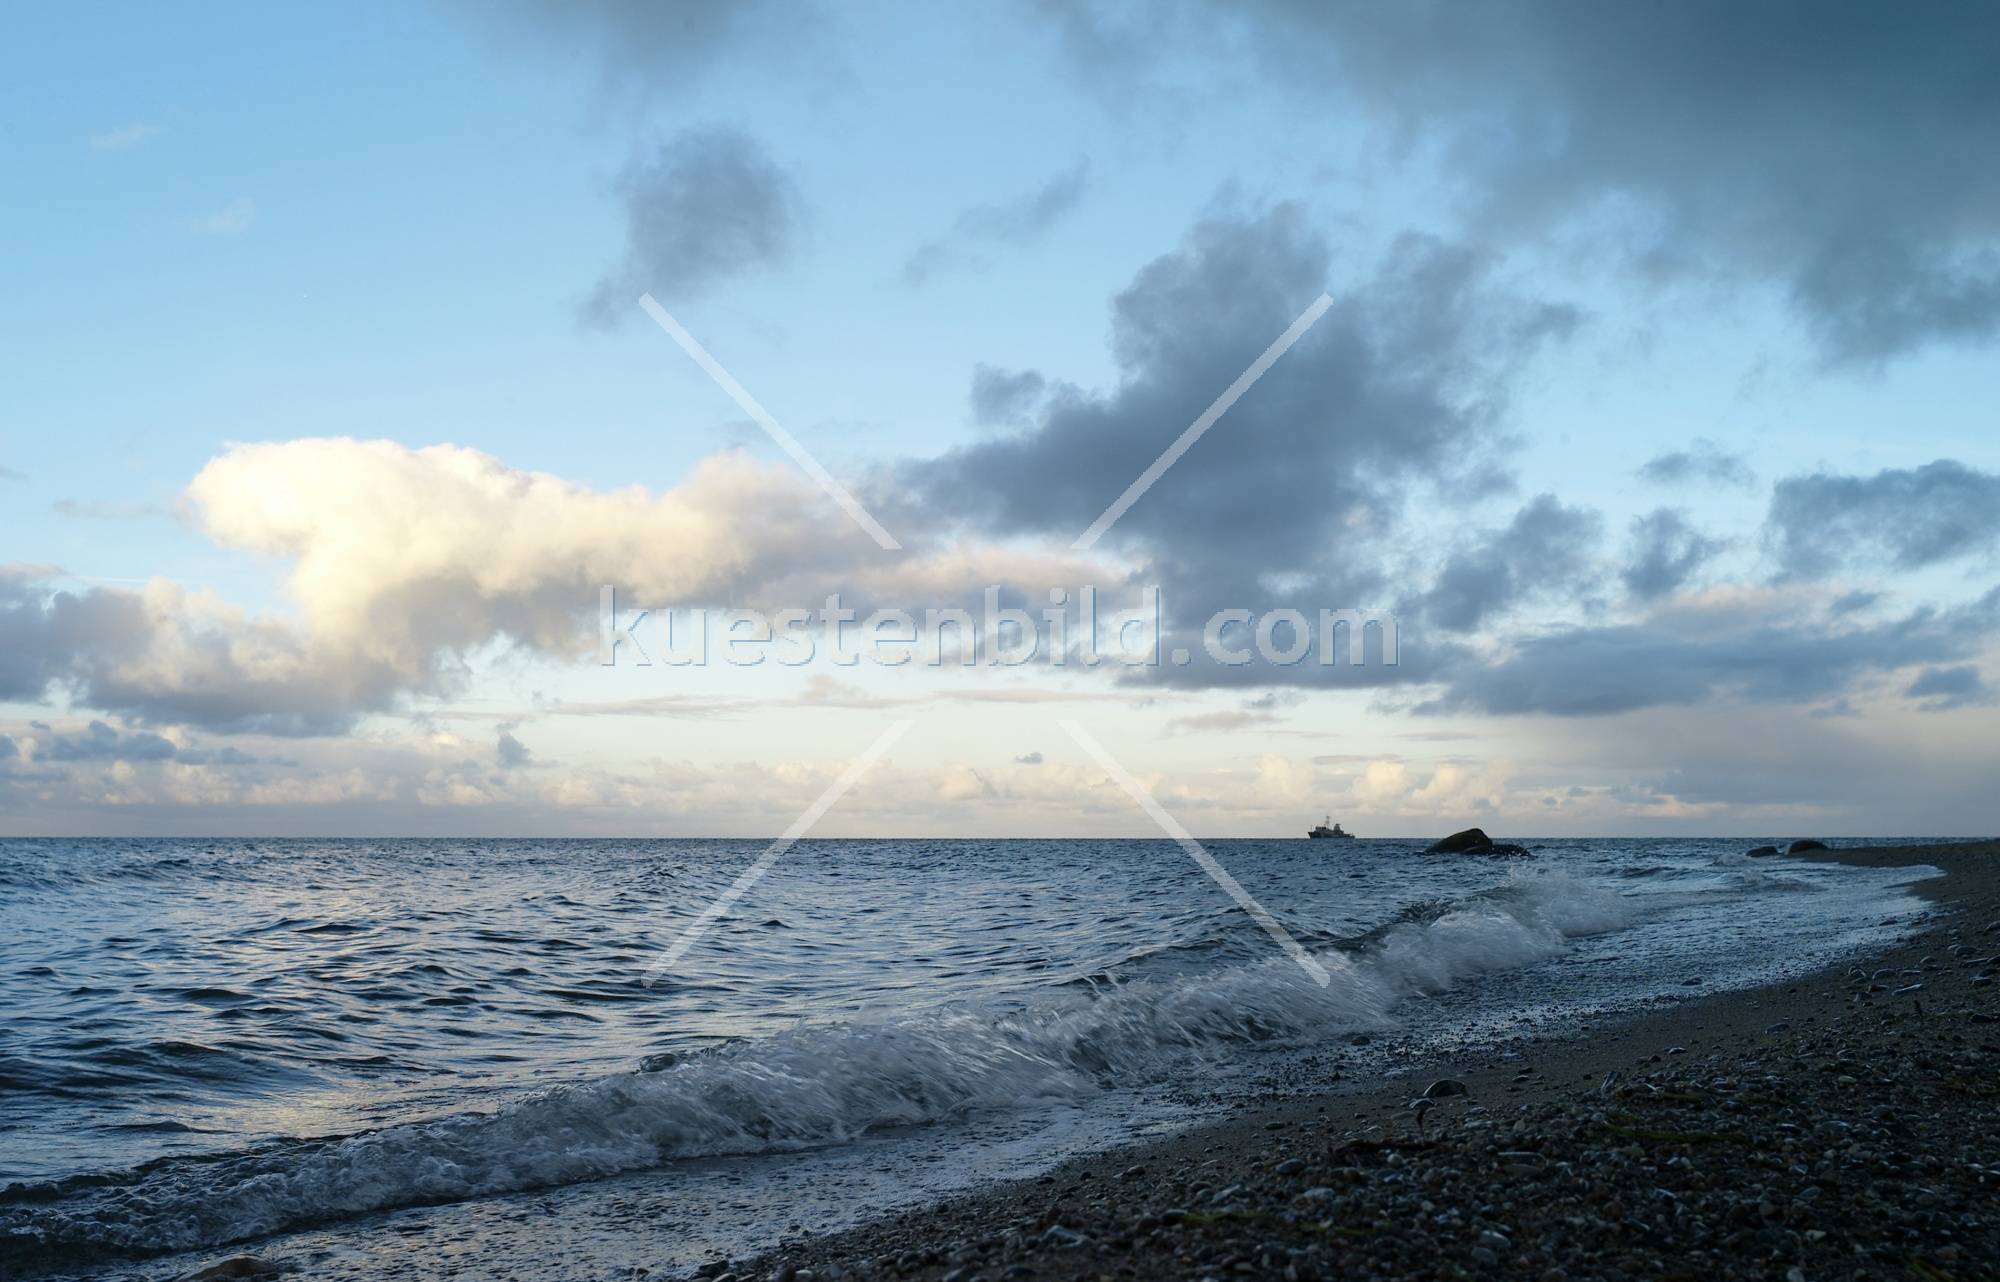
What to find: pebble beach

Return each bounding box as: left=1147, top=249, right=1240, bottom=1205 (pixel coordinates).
left=730, top=841, right=2000, bottom=1282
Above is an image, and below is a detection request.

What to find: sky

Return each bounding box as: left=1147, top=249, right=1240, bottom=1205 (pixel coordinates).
left=4, top=0, right=2000, bottom=838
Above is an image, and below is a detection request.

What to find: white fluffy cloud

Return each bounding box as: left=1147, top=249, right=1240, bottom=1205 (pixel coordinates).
left=9, top=438, right=1107, bottom=734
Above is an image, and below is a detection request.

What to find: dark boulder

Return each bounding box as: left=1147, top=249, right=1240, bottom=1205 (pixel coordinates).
left=1745, top=845, right=1780, bottom=858
left=1427, top=827, right=1492, bottom=854
left=1426, top=827, right=1532, bottom=856
left=1787, top=839, right=1831, bottom=854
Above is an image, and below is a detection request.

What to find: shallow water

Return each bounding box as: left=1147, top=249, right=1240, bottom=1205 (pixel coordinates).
left=0, top=837, right=1939, bottom=1277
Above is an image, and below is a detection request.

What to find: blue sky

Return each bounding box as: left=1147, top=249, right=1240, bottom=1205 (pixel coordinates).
left=5, top=2, right=2000, bottom=836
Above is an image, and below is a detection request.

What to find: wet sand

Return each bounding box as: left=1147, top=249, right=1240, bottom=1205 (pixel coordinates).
left=727, top=841, right=2000, bottom=1282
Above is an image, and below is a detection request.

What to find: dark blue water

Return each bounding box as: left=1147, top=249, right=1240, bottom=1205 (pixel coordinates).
left=0, top=837, right=1938, bottom=1278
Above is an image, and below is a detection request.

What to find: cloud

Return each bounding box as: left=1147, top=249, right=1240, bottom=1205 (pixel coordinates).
left=496, top=729, right=534, bottom=768
left=2, top=718, right=263, bottom=766
left=89, top=124, right=160, bottom=152
left=1420, top=495, right=1602, bottom=631
left=908, top=203, right=1576, bottom=621
left=184, top=439, right=850, bottom=677
left=4, top=439, right=1107, bottom=735
left=0, top=569, right=127, bottom=704
left=1637, top=439, right=1755, bottom=488
left=192, top=198, right=257, bottom=235
left=1430, top=589, right=1997, bottom=717
left=1164, top=709, right=1280, bottom=735
left=773, top=674, right=1169, bottom=713
left=1045, top=2, right=2000, bottom=364
left=1904, top=664, right=1992, bottom=712
left=38, top=720, right=178, bottom=762
left=0, top=570, right=403, bottom=735
left=53, top=498, right=171, bottom=521
left=453, top=0, right=822, bottom=102
left=1766, top=459, right=2000, bottom=579
left=969, top=365, right=1049, bottom=427
left=1621, top=508, right=1723, bottom=601
left=583, top=126, right=802, bottom=319
left=0, top=466, right=22, bottom=482
left=1241, top=690, right=1304, bottom=712
left=1014, top=750, right=1044, bottom=765
left=902, top=160, right=1090, bottom=285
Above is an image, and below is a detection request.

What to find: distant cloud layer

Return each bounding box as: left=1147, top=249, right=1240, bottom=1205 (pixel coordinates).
left=1430, top=588, right=1999, bottom=718
left=584, top=126, right=803, bottom=319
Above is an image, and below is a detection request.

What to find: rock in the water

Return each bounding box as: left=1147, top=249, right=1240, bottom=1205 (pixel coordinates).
left=1788, top=839, right=1831, bottom=853
left=180, top=1260, right=279, bottom=1282
left=1425, top=828, right=1531, bottom=856
left=1745, top=845, right=1780, bottom=858
left=1423, top=1078, right=1470, bottom=1099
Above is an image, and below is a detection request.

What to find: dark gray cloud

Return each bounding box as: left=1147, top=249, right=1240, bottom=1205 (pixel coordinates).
left=1621, top=508, right=1723, bottom=601
left=1420, top=495, right=1601, bottom=632
left=0, top=572, right=131, bottom=703
left=0, top=571, right=402, bottom=736
left=1905, top=664, right=1991, bottom=712
left=969, top=365, right=1049, bottom=427
left=455, top=1, right=821, bottom=101
left=13, top=719, right=263, bottom=765
left=583, top=126, right=803, bottom=320
left=496, top=730, right=534, bottom=769
left=1430, top=591, right=1997, bottom=717
left=1045, top=1, right=2000, bottom=364
left=903, top=160, right=1090, bottom=285
left=1766, top=460, right=2000, bottom=580
left=907, top=203, right=1577, bottom=621
left=1637, top=440, right=1755, bottom=489
left=40, top=720, right=177, bottom=762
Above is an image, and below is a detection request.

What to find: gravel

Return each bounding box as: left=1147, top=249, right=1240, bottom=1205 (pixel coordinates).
left=730, top=842, right=2000, bottom=1282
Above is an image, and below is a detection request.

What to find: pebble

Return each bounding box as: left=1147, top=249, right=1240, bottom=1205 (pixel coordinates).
left=723, top=849, right=2000, bottom=1282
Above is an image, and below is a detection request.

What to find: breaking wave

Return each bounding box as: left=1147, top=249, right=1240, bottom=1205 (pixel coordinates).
left=0, top=871, right=1630, bottom=1272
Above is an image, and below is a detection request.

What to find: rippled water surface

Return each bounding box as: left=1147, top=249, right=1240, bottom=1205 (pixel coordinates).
left=0, top=837, right=1939, bottom=1277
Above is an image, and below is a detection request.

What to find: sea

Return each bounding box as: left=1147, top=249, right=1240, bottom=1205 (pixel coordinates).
left=0, top=837, right=1941, bottom=1279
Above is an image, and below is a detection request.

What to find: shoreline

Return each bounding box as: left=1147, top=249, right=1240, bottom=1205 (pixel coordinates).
left=730, top=841, right=1999, bottom=1282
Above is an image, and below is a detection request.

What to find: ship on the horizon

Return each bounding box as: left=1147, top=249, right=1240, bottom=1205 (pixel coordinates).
left=1307, top=815, right=1355, bottom=839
